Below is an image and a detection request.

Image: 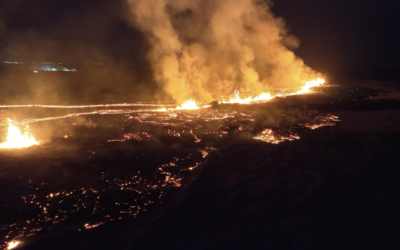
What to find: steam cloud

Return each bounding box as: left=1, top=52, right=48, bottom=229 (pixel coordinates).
left=126, top=0, right=322, bottom=103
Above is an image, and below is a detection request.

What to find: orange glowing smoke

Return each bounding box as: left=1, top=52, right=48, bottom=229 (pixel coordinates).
left=0, top=119, right=39, bottom=149
left=127, top=0, right=326, bottom=104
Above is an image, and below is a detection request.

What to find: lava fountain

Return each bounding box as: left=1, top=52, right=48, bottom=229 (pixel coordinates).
left=0, top=118, right=39, bottom=149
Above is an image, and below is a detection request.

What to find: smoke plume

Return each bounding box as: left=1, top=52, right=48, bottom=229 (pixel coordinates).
left=126, top=0, right=321, bottom=103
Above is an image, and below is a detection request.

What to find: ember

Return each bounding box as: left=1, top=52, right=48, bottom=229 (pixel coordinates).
left=254, top=129, right=300, bottom=144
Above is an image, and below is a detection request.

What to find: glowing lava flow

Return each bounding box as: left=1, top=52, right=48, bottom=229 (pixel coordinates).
left=7, top=241, right=20, bottom=249
left=0, top=119, right=38, bottom=149
left=253, top=129, right=300, bottom=144
left=222, top=78, right=325, bottom=104
left=2, top=79, right=326, bottom=127
left=295, top=78, right=326, bottom=95
left=0, top=103, right=175, bottom=109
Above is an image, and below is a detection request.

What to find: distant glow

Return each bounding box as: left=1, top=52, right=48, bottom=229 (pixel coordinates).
left=3, top=61, right=24, bottom=64
left=7, top=241, right=20, bottom=249
left=0, top=119, right=39, bottom=149
left=39, top=65, right=76, bottom=72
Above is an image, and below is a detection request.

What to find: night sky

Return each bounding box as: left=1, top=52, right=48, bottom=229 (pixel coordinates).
left=0, top=0, right=399, bottom=80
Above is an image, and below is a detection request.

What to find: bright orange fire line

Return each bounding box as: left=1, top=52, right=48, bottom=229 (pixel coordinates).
left=0, top=79, right=325, bottom=111
left=0, top=79, right=326, bottom=126
left=0, top=103, right=175, bottom=109
left=221, top=78, right=325, bottom=104
left=18, top=109, right=164, bottom=124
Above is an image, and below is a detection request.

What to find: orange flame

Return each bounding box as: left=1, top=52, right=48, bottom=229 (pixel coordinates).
left=295, top=78, right=325, bottom=95
left=222, top=78, right=325, bottom=104
left=1, top=79, right=325, bottom=128
left=0, top=119, right=39, bottom=149
left=176, top=99, right=200, bottom=110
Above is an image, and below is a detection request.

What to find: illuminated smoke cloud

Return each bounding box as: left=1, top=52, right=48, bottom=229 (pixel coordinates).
left=126, top=0, right=322, bottom=103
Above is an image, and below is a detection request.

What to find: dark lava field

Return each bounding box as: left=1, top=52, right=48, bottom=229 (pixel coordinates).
left=1, top=79, right=400, bottom=250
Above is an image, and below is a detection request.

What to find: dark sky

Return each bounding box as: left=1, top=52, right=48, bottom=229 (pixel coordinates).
left=0, top=0, right=147, bottom=63
left=0, top=0, right=399, bottom=80
left=272, top=0, right=400, bottom=80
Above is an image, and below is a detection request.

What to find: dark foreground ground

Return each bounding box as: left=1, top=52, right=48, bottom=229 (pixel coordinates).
left=131, top=110, right=400, bottom=250
left=11, top=81, right=400, bottom=250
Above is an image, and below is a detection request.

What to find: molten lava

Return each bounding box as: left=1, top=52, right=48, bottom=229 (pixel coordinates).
left=0, top=119, right=39, bottom=149
left=7, top=240, right=20, bottom=249
left=296, top=78, right=325, bottom=95
left=225, top=91, right=275, bottom=104
left=253, top=129, right=300, bottom=144
left=222, top=78, right=325, bottom=104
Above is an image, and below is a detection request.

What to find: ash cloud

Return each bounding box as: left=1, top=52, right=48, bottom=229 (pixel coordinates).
left=126, top=0, right=322, bottom=103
